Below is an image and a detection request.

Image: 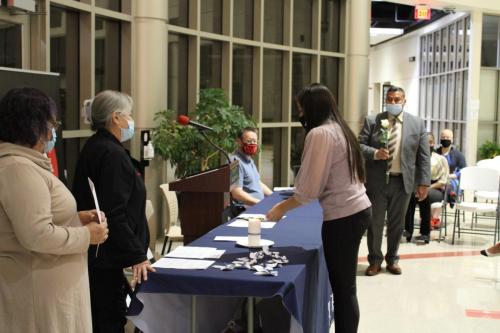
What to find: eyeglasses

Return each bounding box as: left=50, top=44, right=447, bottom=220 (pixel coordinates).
left=243, top=140, right=257, bottom=145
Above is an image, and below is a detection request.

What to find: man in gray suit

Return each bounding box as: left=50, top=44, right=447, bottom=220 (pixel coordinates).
left=359, top=86, right=430, bottom=276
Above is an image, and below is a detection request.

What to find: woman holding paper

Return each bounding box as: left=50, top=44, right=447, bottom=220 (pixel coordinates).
left=72, top=90, right=154, bottom=333
left=266, top=84, right=372, bottom=333
left=0, top=88, right=108, bottom=333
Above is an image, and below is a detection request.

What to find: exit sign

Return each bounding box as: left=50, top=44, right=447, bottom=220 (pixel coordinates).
left=414, top=5, right=431, bottom=20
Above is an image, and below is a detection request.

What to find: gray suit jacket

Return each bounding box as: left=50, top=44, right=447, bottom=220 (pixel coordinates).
left=358, top=111, right=431, bottom=194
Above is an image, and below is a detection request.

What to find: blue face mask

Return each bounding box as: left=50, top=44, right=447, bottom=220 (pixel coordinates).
left=386, top=103, right=403, bottom=116
left=44, top=128, right=57, bottom=154
left=120, top=119, right=135, bottom=142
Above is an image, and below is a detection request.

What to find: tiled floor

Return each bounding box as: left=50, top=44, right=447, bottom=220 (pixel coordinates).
left=352, top=217, right=500, bottom=333
left=128, top=215, right=500, bottom=333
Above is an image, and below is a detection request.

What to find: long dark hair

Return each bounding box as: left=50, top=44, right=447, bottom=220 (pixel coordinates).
left=296, top=83, right=365, bottom=183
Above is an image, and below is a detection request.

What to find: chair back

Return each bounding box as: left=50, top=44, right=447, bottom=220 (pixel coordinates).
left=145, top=199, right=157, bottom=252
left=459, top=166, right=500, bottom=192
left=477, top=159, right=495, bottom=168
left=159, top=183, right=179, bottom=234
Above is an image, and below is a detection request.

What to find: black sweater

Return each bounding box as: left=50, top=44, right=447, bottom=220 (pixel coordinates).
left=72, top=128, right=149, bottom=269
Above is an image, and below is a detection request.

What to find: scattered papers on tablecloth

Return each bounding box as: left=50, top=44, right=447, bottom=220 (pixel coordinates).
left=214, top=236, right=248, bottom=242
left=165, top=246, right=225, bottom=259
left=228, top=220, right=276, bottom=229
left=152, top=258, right=215, bottom=270
left=212, top=246, right=288, bottom=277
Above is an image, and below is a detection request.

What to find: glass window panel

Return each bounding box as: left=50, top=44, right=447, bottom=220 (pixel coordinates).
left=419, top=79, right=426, bottom=118
left=293, top=0, right=313, bottom=48
left=291, top=127, right=306, bottom=184
left=449, top=23, right=456, bottom=70
left=168, top=33, right=189, bottom=115
left=321, top=0, right=341, bottom=52
left=0, top=21, right=21, bottom=68
left=455, top=72, right=463, bottom=120
left=432, top=77, right=440, bottom=119
left=232, top=45, right=253, bottom=115
left=426, top=78, right=433, bottom=119
left=481, top=15, right=499, bottom=67
left=427, top=34, right=433, bottom=74
left=95, top=0, right=121, bottom=12
left=465, top=17, right=470, bottom=67
left=292, top=54, right=312, bottom=121
left=233, top=0, right=253, bottom=40
left=434, top=31, right=440, bottom=73
left=420, top=37, right=426, bottom=76
left=447, top=73, right=455, bottom=120
left=462, top=70, right=468, bottom=120
left=264, top=0, right=283, bottom=44
left=201, top=0, right=222, bottom=34
left=457, top=20, right=464, bottom=69
left=439, top=75, right=447, bottom=119
left=50, top=6, right=80, bottom=131
left=169, top=0, right=189, bottom=28
left=262, top=49, right=283, bottom=122
left=200, top=39, right=222, bottom=89
left=441, top=27, right=448, bottom=72
left=95, top=17, right=121, bottom=92
left=261, top=128, right=283, bottom=187
left=320, top=56, right=339, bottom=107
left=477, top=124, right=496, bottom=150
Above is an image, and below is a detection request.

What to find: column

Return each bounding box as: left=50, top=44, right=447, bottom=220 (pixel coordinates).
left=344, top=0, right=370, bottom=134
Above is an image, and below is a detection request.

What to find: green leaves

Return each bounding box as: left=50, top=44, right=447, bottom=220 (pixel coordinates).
left=151, top=89, right=256, bottom=178
left=478, top=141, right=500, bottom=160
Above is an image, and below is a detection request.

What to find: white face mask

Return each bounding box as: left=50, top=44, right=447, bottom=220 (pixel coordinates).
left=120, top=119, right=135, bottom=142
left=386, top=103, right=403, bottom=116
left=44, top=128, right=57, bottom=154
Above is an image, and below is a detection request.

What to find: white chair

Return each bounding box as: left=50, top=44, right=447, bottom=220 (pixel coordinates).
left=145, top=199, right=157, bottom=258
left=452, top=167, right=500, bottom=245
left=159, top=183, right=184, bottom=254
left=476, top=159, right=495, bottom=168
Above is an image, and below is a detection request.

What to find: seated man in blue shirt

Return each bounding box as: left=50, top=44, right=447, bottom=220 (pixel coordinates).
left=231, top=127, right=273, bottom=206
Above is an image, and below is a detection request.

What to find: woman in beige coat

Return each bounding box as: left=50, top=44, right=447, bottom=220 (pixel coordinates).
left=0, top=88, right=109, bottom=333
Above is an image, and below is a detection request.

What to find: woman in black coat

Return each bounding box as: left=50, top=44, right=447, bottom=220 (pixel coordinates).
left=72, top=90, right=154, bottom=333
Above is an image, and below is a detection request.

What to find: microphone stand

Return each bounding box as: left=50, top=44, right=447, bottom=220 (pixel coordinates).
left=198, top=129, right=232, bottom=165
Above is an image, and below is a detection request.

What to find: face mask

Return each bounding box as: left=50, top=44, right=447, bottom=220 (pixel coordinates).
left=298, top=114, right=308, bottom=130
left=120, top=120, right=135, bottom=142
left=386, top=103, right=403, bottom=116
left=440, top=139, right=451, bottom=148
left=44, top=128, right=57, bottom=154
left=242, top=143, right=258, bottom=156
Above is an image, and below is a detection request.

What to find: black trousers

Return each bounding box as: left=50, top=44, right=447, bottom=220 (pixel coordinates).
left=89, top=267, right=128, bottom=333
left=405, top=188, right=444, bottom=237
left=322, top=207, right=371, bottom=333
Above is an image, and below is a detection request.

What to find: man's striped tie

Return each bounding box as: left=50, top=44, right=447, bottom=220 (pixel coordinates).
left=386, top=118, right=399, bottom=173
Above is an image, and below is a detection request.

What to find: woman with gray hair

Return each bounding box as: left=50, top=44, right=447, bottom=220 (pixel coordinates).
left=72, top=90, right=154, bottom=333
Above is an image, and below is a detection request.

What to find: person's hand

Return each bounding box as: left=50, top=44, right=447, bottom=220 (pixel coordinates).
left=416, top=185, right=429, bottom=201
left=86, top=221, right=109, bottom=245
left=449, top=173, right=457, bottom=179
left=266, top=204, right=286, bottom=221
left=375, top=148, right=390, bottom=160
left=131, top=260, right=156, bottom=287
left=79, top=209, right=106, bottom=226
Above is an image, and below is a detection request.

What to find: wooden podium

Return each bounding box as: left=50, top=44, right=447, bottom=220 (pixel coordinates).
left=170, top=161, right=239, bottom=244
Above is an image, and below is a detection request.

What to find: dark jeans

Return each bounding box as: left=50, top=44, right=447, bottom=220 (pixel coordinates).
left=405, top=188, right=444, bottom=238
left=89, top=267, right=128, bottom=333
left=322, top=207, right=371, bottom=333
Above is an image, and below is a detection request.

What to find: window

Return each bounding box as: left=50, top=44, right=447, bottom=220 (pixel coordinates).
left=95, top=17, right=121, bottom=92
left=320, top=56, right=339, bottom=104
left=264, top=0, right=283, bottom=44
left=482, top=15, right=500, bottom=67
left=262, top=49, right=283, bottom=122
left=201, top=0, right=222, bottom=34
left=95, top=0, right=121, bottom=12
left=200, top=39, right=222, bottom=89
left=169, top=0, right=189, bottom=28
left=232, top=45, right=253, bottom=115
left=233, top=0, right=253, bottom=40
left=293, top=0, right=313, bottom=48
left=292, top=53, right=312, bottom=121
left=168, top=33, right=188, bottom=115
left=321, top=0, right=341, bottom=52
left=261, top=128, right=283, bottom=187
left=0, top=21, right=21, bottom=68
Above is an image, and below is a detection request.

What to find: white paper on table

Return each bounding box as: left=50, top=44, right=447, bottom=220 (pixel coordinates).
left=165, top=246, right=224, bottom=259
left=147, top=248, right=154, bottom=260
left=228, top=220, right=276, bottom=229
left=273, top=187, right=294, bottom=191
left=152, top=258, right=214, bottom=270
left=214, top=236, right=248, bottom=242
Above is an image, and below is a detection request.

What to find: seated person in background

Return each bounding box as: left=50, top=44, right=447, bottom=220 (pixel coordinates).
left=231, top=127, right=273, bottom=206
left=436, top=129, right=466, bottom=204
left=405, top=133, right=449, bottom=243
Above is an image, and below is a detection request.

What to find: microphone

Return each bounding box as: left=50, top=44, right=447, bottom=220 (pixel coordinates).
left=177, top=115, right=213, bottom=131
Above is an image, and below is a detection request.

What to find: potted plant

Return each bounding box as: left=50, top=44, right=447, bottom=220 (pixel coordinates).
left=478, top=141, right=500, bottom=160
left=152, top=88, right=256, bottom=178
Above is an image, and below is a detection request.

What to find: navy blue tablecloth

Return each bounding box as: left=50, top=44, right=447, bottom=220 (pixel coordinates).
left=130, top=192, right=333, bottom=333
